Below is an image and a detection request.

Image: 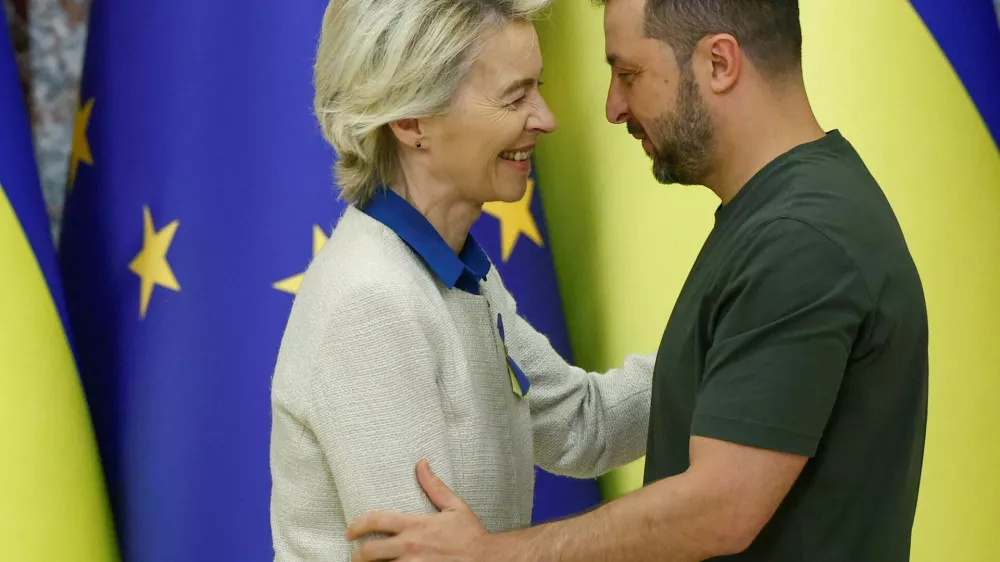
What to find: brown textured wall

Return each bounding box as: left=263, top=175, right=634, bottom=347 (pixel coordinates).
left=5, top=0, right=89, bottom=241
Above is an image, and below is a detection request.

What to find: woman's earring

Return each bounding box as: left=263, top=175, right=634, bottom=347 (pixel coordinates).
left=416, top=141, right=422, bottom=148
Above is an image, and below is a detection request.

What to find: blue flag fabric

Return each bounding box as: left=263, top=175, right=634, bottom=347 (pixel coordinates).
left=59, top=1, right=601, bottom=559
left=909, top=0, right=1000, bottom=149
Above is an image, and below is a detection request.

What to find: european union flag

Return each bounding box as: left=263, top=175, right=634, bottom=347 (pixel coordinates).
left=59, top=1, right=601, bottom=559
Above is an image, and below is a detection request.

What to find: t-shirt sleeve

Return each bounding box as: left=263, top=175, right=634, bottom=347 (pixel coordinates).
left=691, top=218, right=871, bottom=457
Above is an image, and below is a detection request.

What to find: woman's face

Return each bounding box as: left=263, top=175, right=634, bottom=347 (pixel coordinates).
left=421, top=19, right=556, bottom=205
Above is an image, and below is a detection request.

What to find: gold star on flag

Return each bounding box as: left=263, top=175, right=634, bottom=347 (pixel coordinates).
left=482, top=178, right=544, bottom=262
left=273, top=225, right=330, bottom=295
left=69, top=98, right=95, bottom=189
left=129, top=206, right=181, bottom=319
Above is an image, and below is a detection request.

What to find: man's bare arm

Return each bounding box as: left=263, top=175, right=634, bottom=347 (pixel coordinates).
left=500, top=436, right=807, bottom=561
left=347, top=436, right=807, bottom=561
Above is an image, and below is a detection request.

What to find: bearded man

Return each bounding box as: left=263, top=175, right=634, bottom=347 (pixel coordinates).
left=347, top=1, right=930, bottom=560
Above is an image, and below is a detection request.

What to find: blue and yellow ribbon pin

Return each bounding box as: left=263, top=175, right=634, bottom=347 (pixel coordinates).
left=497, top=314, right=530, bottom=398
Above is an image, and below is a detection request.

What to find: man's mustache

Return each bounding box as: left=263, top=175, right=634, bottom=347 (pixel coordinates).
left=626, top=121, right=644, bottom=137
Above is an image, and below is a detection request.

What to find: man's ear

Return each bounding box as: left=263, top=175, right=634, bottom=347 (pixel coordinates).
left=388, top=118, right=425, bottom=149
left=698, top=33, right=741, bottom=94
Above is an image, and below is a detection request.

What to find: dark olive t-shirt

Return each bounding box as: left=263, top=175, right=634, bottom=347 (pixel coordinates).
left=644, top=130, right=929, bottom=561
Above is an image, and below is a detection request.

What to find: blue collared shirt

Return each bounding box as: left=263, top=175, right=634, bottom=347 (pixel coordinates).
left=362, top=188, right=491, bottom=295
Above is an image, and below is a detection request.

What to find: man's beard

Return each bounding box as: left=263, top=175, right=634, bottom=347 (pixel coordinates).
left=644, top=69, right=715, bottom=186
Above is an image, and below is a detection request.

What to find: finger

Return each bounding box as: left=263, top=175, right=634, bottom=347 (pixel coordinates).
left=352, top=536, right=405, bottom=562
left=416, top=458, right=460, bottom=511
left=346, top=511, right=411, bottom=541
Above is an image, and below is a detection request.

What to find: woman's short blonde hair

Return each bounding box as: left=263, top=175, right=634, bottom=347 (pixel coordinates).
left=313, top=0, right=552, bottom=205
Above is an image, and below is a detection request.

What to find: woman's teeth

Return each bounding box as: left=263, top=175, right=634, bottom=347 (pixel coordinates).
left=500, top=150, right=532, bottom=162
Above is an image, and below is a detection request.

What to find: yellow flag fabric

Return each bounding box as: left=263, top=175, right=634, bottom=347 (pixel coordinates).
left=0, top=191, right=118, bottom=561
left=535, top=0, right=1000, bottom=560
left=0, top=9, right=118, bottom=560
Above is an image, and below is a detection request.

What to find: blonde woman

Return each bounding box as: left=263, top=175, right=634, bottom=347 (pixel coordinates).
left=269, top=0, right=654, bottom=559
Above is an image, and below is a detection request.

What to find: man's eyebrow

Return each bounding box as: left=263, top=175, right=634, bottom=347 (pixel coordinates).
left=500, top=76, right=539, bottom=98
left=607, top=53, right=636, bottom=68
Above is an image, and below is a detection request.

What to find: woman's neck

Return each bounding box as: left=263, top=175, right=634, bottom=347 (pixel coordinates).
left=390, top=180, right=481, bottom=254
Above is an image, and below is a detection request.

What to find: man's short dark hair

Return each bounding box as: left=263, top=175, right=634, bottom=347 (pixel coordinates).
left=601, top=0, right=803, bottom=78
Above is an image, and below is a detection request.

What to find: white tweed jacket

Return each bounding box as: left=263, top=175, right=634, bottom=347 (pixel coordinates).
left=269, top=206, right=654, bottom=561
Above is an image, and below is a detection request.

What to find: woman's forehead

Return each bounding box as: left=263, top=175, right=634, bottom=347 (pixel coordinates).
left=470, top=21, right=542, bottom=88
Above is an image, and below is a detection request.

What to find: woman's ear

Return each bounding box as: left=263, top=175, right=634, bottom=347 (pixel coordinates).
left=388, top=118, right=425, bottom=149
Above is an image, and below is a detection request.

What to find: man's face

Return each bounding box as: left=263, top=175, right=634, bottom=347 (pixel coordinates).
left=603, top=0, right=714, bottom=185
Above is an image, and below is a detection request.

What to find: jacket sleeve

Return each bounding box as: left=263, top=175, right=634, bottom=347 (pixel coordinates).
left=494, top=282, right=654, bottom=479
left=270, top=287, right=454, bottom=561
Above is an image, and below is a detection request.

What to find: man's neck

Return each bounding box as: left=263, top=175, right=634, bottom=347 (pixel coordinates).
left=705, top=81, right=826, bottom=205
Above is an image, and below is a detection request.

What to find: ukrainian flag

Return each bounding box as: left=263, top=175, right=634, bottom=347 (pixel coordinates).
left=0, top=10, right=117, bottom=561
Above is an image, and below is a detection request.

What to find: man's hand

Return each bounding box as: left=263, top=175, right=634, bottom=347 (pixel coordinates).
left=346, top=459, right=516, bottom=561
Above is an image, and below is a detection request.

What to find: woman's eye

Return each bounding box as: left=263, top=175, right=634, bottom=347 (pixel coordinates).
left=509, top=96, right=527, bottom=107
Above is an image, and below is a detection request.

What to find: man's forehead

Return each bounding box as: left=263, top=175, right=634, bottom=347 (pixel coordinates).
left=603, top=0, right=647, bottom=56
left=604, top=23, right=645, bottom=67
left=603, top=0, right=646, bottom=32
